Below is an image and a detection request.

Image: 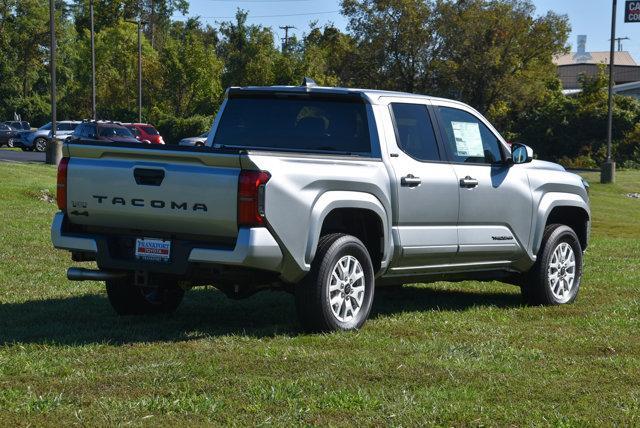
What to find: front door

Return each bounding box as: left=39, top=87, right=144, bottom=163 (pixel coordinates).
left=434, top=104, right=533, bottom=264
left=384, top=101, right=460, bottom=272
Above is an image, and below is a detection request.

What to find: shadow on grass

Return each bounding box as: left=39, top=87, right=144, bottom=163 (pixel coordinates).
left=0, top=285, right=522, bottom=345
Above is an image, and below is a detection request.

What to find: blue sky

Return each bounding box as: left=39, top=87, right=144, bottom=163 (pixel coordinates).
left=178, top=0, right=640, bottom=61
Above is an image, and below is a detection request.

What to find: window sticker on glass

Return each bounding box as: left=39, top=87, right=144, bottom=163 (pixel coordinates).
left=451, top=121, right=484, bottom=157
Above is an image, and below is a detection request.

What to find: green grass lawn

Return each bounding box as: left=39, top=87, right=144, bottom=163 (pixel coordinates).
left=0, top=163, right=639, bottom=426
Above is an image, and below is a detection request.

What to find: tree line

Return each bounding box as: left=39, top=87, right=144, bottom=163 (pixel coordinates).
left=0, top=0, right=638, bottom=165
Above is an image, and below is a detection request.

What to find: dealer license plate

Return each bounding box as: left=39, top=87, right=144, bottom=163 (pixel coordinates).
left=135, top=238, right=171, bottom=262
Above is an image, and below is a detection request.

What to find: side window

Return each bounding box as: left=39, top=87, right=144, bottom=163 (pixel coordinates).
left=390, top=103, right=440, bottom=161
left=437, top=107, right=504, bottom=164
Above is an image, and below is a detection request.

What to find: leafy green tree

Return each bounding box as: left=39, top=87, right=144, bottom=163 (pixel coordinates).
left=0, top=0, right=79, bottom=124
left=433, top=0, right=570, bottom=122
left=217, top=10, right=280, bottom=88
left=301, top=24, right=357, bottom=87
left=515, top=68, right=640, bottom=166
left=89, top=20, right=160, bottom=120
left=72, top=0, right=188, bottom=46
left=341, top=0, right=437, bottom=92
left=158, top=19, right=223, bottom=117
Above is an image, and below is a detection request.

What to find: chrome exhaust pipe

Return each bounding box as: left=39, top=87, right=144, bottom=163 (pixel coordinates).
left=67, top=268, right=127, bottom=282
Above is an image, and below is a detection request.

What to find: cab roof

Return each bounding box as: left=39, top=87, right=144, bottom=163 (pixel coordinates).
left=227, top=81, right=465, bottom=107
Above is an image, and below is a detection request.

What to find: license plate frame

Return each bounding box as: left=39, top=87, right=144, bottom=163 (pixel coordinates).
left=135, top=238, right=171, bottom=263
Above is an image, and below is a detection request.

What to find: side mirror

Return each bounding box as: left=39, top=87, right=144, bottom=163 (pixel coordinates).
left=510, top=143, right=534, bottom=164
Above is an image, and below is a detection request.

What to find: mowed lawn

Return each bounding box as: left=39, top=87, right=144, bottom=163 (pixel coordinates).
left=0, top=159, right=639, bottom=426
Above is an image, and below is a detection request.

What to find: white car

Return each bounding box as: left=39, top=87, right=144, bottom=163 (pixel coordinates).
left=48, top=121, right=81, bottom=142
left=19, top=121, right=80, bottom=152
left=178, top=132, right=208, bottom=147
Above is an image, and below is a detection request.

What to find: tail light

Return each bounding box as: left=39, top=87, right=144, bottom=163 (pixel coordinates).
left=56, top=157, right=70, bottom=211
left=238, top=170, right=270, bottom=227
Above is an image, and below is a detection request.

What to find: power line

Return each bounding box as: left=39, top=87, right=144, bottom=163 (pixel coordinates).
left=198, top=10, right=340, bottom=19
left=206, top=0, right=316, bottom=2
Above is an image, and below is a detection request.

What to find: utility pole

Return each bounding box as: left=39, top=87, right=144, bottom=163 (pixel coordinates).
left=90, top=0, right=96, bottom=120
left=126, top=17, right=145, bottom=123
left=602, top=0, right=617, bottom=183
left=280, top=25, right=295, bottom=52
left=613, top=36, right=629, bottom=51
left=47, top=0, right=61, bottom=165
left=137, top=18, right=142, bottom=123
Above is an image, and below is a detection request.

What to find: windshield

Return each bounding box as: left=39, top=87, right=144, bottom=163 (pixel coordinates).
left=213, top=95, right=372, bottom=155
left=39, top=123, right=52, bottom=131
left=142, top=126, right=159, bottom=135
left=98, top=126, right=134, bottom=138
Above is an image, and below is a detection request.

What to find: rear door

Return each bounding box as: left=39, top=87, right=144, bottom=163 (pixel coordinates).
left=434, top=103, right=533, bottom=263
left=0, top=124, right=10, bottom=143
left=383, top=99, right=460, bottom=271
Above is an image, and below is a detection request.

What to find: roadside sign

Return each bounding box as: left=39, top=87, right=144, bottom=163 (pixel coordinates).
left=625, top=1, right=640, bottom=22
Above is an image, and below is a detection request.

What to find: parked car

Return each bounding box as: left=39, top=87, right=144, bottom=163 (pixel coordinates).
left=19, top=121, right=79, bottom=152
left=3, top=121, right=30, bottom=131
left=47, top=121, right=81, bottom=142
left=70, top=121, right=140, bottom=144
left=52, top=81, right=590, bottom=332
left=0, top=123, right=20, bottom=147
left=178, top=132, right=208, bottom=147
left=124, top=123, right=164, bottom=145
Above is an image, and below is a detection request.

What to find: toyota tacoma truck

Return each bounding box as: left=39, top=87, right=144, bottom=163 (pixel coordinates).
left=51, top=80, right=590, bottom=332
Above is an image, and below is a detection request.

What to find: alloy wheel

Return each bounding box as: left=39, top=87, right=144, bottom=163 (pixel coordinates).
left=328, top=255, right=366, bottom=322
left=547, top=242, right=576, bottom=303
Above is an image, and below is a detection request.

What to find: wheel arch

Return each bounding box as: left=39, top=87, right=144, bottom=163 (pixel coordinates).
left=532, top=193, right=590, bottom=256
left=306, top=191, right=391, bottom=276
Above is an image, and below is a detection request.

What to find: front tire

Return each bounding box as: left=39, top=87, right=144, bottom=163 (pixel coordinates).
left=34, top=137, right=47, bottom=152
left=295, top=233, right=375, bottom=332
left=7, top=138, right=14, bottom=148
left=106, top=276, right=185, bottom=315
left=522, top=224, right=583, bottom=305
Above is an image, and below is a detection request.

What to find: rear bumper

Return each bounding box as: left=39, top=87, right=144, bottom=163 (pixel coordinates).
left=51, top=212, right=283, bottom=273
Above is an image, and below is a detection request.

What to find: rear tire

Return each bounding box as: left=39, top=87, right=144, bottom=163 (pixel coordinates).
left=295, top=233, right=375, bottom=332
left=521, top=224, right=583, bottom=305
left=106, top=276, right=185, bottom=315
left=7, top=139, right=14, bottom=148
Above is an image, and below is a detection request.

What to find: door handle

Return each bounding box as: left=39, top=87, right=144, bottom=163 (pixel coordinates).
left=134, top=168, right=165, bottom=186
left=459, top=176, right=479, bottom=188
left=401, top=174, right=421, bottom=187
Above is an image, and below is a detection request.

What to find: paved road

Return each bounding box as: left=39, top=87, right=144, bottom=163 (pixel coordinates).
left=0, top=148, right=45, bottom=163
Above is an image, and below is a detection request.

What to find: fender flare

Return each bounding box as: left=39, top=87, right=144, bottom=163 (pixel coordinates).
left=305, top=191, right=391, bottom=272
left=531, top=192, right=590, bottom=256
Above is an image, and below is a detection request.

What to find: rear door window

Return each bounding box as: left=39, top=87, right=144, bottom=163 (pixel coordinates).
left=214, top=95, right=373, bottom=156
left=390, top=103, right=441, bottom=161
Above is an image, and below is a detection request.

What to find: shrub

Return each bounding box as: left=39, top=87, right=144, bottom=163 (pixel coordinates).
left=558, top=155, right=598, bottom=170
left=149, top=109, right=214, bottom=145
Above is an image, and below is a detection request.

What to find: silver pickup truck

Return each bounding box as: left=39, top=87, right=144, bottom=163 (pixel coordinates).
left=52, top=81, right=590, bottom=332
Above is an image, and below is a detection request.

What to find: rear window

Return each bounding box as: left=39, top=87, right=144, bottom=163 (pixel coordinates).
left=142, top=126, right=159, bottom=135
left=98, top=126, right=133, bottom=137
left=213, top=95, right=373, bottom=155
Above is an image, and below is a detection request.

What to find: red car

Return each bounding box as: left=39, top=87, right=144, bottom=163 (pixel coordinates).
left=124, top=123, right=165, bottom=145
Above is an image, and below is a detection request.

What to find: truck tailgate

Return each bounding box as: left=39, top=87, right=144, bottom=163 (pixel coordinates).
left=65, top=144, right=240, bottom=239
